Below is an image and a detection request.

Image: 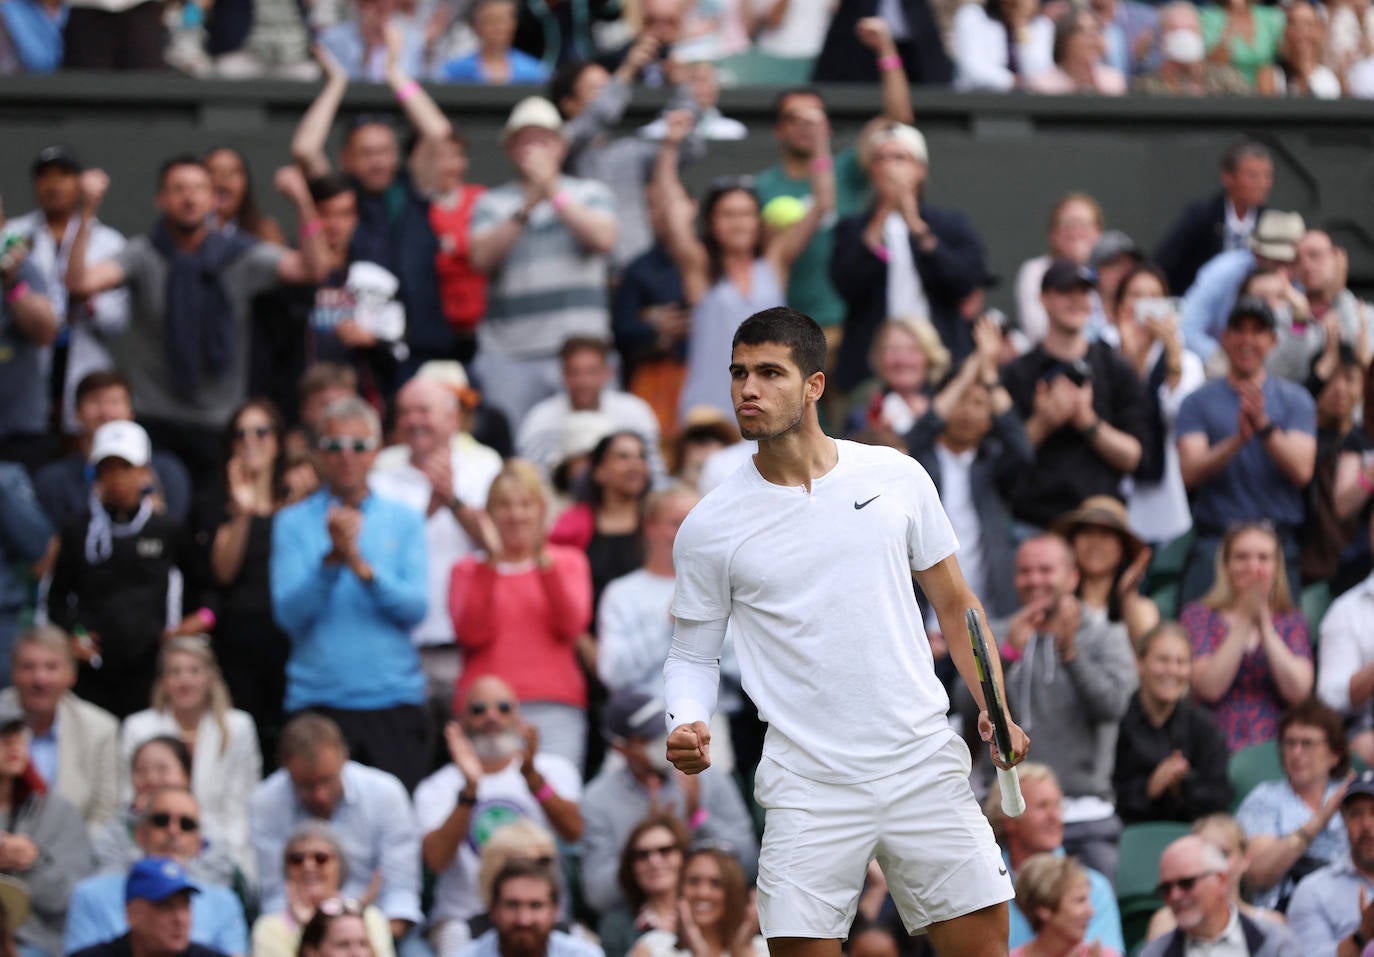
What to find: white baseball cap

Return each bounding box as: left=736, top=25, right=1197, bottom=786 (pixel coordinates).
left=502, top=97, right=564, bottom=143
left=89, top=420, right=151, bottom=468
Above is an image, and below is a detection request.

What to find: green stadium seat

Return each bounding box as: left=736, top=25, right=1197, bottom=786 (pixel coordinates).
left=1228, top=739, right=1283, bottom=811
left=1145, top=531, right=1193, bottom=622
left=1301, top=582, right=1332, bottom=647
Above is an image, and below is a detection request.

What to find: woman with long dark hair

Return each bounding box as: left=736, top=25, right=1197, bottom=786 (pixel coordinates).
left=205, top=147, right=285, bottom=243
left=599, top=814, right=690, bottom=957
left=630, top=846, right=763, bottom=957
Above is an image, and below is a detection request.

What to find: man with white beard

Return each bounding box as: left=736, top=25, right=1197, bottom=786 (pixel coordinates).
left=413, top=676, right=584, bottom=957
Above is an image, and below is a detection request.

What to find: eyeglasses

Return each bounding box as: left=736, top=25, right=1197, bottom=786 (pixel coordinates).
left=1280, top=736, right=1327, bottom=751
left=468, top=701, right=514, bottom=716
left=317, top=437, right=378, bottom=454
left=1155, top=872, right=1215, bottom=897
left=317, top=898, right=364, bottom=917
left=147, top=812, right=199, bottom=832
left=632, top=843, right=680, bottom=862
left=234, top=426, right=272, bottom=440
left=287, top=850, right=335, bottom=867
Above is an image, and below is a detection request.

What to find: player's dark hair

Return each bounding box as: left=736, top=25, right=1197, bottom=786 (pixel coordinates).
left=732, top=307, right=827, bottom=378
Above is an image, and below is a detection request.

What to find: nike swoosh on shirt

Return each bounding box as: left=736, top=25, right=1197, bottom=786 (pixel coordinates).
left=854, top=495, right=881, bottom=510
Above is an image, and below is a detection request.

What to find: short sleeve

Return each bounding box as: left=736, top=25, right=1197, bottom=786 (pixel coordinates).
left=1235, top=783, right=1279, bottom=837
left=574, top=178, right=615, bottom=214
left=534, top=754, right=583, bottom=799
left=113, top=238, right=149, bottom=284
left=1275, top=611, right=1312, bottom=660
left=1277, top=384, right=1317, bottom=437
left=413, top=768, right=462, bottom=832
left=670, top=508, right=731, bottom=622
left=470, top=192, right=505, bottom=233
left=903, top=458, right=958, bottom=571
left=1181, top=602, right=1221, bottom=656
left=1175, top=389, right=1207, bottom=438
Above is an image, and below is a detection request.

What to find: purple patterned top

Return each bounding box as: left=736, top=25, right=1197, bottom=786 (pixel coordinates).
left=1180, top=602, right=1312, bottom=751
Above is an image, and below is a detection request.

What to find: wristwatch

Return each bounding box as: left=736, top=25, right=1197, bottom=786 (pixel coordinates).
left=1257, top=421, right=1278, bottom=440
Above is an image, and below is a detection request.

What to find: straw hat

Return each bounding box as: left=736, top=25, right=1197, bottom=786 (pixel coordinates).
left=1050, top=495, right=1146, bottom=563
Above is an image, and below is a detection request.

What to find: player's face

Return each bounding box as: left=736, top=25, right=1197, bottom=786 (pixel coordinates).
left=729, top=342, right=818, bottom=441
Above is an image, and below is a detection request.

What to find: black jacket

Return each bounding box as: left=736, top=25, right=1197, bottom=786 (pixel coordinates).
left=1113, top=692, right=1233, bottom=824
left=72, top=934, right=229, bottom=957
left=812, top=0, right=952, bottom=84
left=1154, top=190, right=1266, bottom=296
left=830, top=203, right=988, bottom=393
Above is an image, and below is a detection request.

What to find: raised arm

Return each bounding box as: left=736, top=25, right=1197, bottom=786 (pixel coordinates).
left=271, top=166, right=330, bottom=285
left=65, top=170, right=126, bottom=299
left=385, top=23, right=452, bottom=198
left=766, top=105, right=835, bottom=280
left=291, top=44, right=349, bottom=178
left=856, top=17, right=915, bottom=125
left=651, top=110, right=709, bottom=305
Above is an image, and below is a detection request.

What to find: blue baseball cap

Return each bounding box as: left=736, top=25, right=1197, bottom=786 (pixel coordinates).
left=126, top=858, right=199, bottom=903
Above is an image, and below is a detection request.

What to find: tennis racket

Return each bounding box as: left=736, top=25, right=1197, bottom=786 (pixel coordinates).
left=966, top=608, right=1026, bottom=818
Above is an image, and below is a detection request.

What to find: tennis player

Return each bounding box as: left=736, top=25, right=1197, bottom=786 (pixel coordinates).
left=665, top=307, right=1030, bottom=957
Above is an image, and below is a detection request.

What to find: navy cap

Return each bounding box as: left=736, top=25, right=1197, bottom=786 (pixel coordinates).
left=1089, top=230, right=1140, bottom=269
left=31, top=146, right=81, bottom=178
left=1226, top=295, right=1277, bottom=331
left=126, top=858, right=199, bottom=903
left=1041, top=259, right=1098, bottom=293
left=1345, top=771, right=1374, bottom=806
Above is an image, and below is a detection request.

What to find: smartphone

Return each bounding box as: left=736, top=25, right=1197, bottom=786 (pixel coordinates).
left=1135, top=297, right=1183, bottom=324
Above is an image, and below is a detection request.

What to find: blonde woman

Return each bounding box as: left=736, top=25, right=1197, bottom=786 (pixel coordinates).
left=844, top=317, right=951, bottom=442
left=120, top=636, right=262, bottom=881
left=1011, top=854, right=1120, bottom=957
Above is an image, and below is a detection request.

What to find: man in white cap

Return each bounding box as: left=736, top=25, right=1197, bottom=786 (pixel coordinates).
left=45, top=421, right=209, bottom=718
left=467, top=96, right=619, bottom=426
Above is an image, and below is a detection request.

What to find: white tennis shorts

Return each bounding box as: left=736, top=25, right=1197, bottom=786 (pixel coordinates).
left=753, top=734, right=1013, bottom=939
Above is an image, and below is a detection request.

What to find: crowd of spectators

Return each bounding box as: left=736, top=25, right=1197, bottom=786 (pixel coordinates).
left=1, top=3, right=1374, bottom=957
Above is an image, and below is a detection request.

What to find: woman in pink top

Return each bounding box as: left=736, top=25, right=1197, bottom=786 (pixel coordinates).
left=450, top=460, right=593, bottom=770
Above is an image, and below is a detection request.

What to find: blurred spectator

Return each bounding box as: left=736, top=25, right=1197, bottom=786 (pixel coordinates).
left=629, top=846, right=763, bottom=957
left=813, top=0, right=952, bottom=85
left=1318, top=509, right=1374, bottom=767
left=597, top=0, right=683, bottom=88
left=1026, top=11, right=1127, bottom=94
left=1105, top=265, right=1202, bottom=549
left=66, top=160, right=323, bottom=485
left=4, top=146, right=128, bottom=436
left=427, top=133, right=486, bottom=363
left=249, top=823, right=395, bottom=957
left=1013, top=194, right=1104, bottom=350
left=450, top=461, right=593, bottom=769
left=841, top=317, right=949, bottom=442
left=1277, top=230, right=1374, bottom=383
left=249, top=714, right=421, bottom=941
left=1154, top=141, right=1272, bottom=300
left=1113, top=622, right=1232, bottom=824
left=668, top=413, right=738, bottom=491
left=0, top=697, right=93, bottom=957
left=986, top=763, right=1124, bottom=953
left=414, top=676, right=582, bottom=957
left=34, top=371, right=190, bottom=530
left=0, top=467, right=48, bottom=685
left=69, top=857, right=228, bottom=957
left=1286, top=770, right=1374, bottom=954
left=639, top=62, right=745, bottom=142
left=467, top=96, right=617, bottom=426
left=1180, top=522, right=1312, bottom=750
left=518, top=338, right=664, bottom=483
left=0, top=214, right=59, bottom=474
left=458, top=859, right=600, bottom=957
left=119, top=637, right=261, bottom=885
left=1088, top=0, right=1157, bottom=76
left=61, top=0, right=162, bottom=70
left=1142, top=835, right=1299, bottom=957
left=204, top=0, right=314, bottom=79
left=1301, top=344, right=1365, bottom=589
left=47, top=421, right=206, bottom=720
left=369, top=375, right=502, bottom=710
left=186, top=399, right=291, bottom=766
left=291, top=41, right=456, bottom=378
left=908, top=320, right=1030, bottom=620
left=90, top=737, right=194, bottom=875
left=657, top=109, right=829, bottom=422
left=580, top=691, right=757, bottom=915
left=269, top=398, right=428, bottom=790
left=1134, top=1, right=1250, bottom=94
left=991, top=534, right=1136, bottom=881
left=595, top=814, right=687, bottom=957
left=736, top=0, right=829, bottom=61
left=203, top=148, right=283, bottom=244
left=0, top=0, right=64, bottom=72
left=1257, top=1, right=1340, bottom=98
left=831, top=124, right=987, bottom=392
left=471, top=820, right=563, bottom=933
left=0, top=878, right=27, bottom=957
left=1326, top=0, right=1374, bottom=78
left=319, top=0, right=425, bottom=80
left=951, top=0, right=1054, bottom=91
left=292, top=899, right=384, bottom=957
left=1088, top=231, right=1143, bottom=327
left=0, top=625, right=119, bottom=831
left=1009, top=854, right=1118, bottom=957
left=1201, top=0, right=1284, bottom=86
left=753, top=31, right=914, bottom=357
left=1144, top=813, right=1285, bottom=939
left=547, top=412, right=614, bottom=511
left=439, top=0, right=548, bottom=83
left=1176, top=296, right=1315, bottom=601
left=66, top=788, right=244, bottom=955
left=1000, top=261, right=1150, bottom=531
left=1051, top=496, right=1159, bottom=645
left=1234, top=698, right=1349, bottom=910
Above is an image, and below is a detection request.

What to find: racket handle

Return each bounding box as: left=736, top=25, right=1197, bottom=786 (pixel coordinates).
left=997, top=766, right=1026, bottom=818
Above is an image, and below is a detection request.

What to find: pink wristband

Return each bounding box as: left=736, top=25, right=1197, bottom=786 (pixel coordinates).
left=689, top=807, right=708, bottom=829
left=870, top=242, right=890, bottom=263
left=1360, top=471, right=1374, bottom=494
left=551, top=190, right=572, bottom=212
left=999, top=642, right=1023, bottom=664
left=535, top=782, right=556, bottom=803
left=396, top=79, right=421, bottom=103
left=301, top=219, right=323, bottom=238
left=810, top=156, right=833, bottom=173
left=196, top=607, right=216, bottom=630
left=878, top=54, right=902, bottom=71
left=4, top=281, right=28, bottom=304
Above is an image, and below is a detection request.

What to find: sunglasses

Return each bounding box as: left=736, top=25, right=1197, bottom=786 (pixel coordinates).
left=234, top=426, right=272, bottom=440
left=1155, top=872, right=1215, bottom=897
left=632, top=843, right=680, bottom=862
left=317, top=437, right=378, bottom=454
left=148, top=812, right=199, bottom=832
left=287, top=851, right=335, bottom=867
left=317, top=898, right=364, bottom=917
left=468, top=701, right=514, bottom=716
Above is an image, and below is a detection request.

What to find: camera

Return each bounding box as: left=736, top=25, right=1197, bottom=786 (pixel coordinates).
left=1062, top=358, right=1092, bottom=387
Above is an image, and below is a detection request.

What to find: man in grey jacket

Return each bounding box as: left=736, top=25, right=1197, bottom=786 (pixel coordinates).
left=997, top=533, right=1136, bottom=882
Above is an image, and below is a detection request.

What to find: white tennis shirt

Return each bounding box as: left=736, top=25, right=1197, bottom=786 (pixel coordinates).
left=669, top=439, right=959, bottom=783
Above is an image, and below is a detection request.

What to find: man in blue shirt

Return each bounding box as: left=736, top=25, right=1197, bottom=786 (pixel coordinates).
left=1176, top=297, right=1317, bottom=603
left=69, top=858, right=230, bottom=957
left=270, top=396, right=428, bottom=791
left=1288, top=771, right=1374, bottom=957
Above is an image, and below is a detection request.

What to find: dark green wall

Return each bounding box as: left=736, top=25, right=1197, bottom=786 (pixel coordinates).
left=4, top=75, right=1374, bottom=309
